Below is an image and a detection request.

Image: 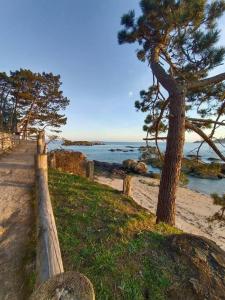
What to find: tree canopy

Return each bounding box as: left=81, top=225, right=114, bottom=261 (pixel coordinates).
left=119, top=0, right=225, bottom=225
left=0, top=69, right=69, bottom=135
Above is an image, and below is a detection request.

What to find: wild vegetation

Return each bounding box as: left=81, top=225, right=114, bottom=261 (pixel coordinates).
left=118, top=0, right=225, bottom=225
left=49, top=168, right=225, bottom=300
left=49, top=169, right=183, bottom=299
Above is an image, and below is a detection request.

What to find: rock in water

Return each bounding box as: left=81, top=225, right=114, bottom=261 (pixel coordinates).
left=123, top=159, right=137, bottom=170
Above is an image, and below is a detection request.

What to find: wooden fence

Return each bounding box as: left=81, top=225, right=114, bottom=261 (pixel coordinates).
left=31, top=131, right=95, bottom=300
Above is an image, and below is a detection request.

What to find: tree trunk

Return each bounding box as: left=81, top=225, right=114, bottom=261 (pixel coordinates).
left=150, top=48, right=186, bottom=226
left=156, top=91, right=186, bottom=226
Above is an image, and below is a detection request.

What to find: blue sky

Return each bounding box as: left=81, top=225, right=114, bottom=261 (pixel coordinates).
left=0, top=0, right=224, bottom=141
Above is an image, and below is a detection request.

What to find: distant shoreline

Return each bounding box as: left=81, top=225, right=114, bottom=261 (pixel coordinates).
left=62, top=139, right=105, bottom=146
left=194, top=138, right=225, bottom=144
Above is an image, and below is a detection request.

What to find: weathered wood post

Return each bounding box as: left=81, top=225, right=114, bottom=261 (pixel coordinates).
left=31, top=271, right=95, bottom=300
left=37, top=130, right=46, bottom=153
left=36, top=153, right=48, bottom=180
left=86, top=161, right=94, bottom=180
left=37, top=133, right=44, bottom=154
left=123, top=175, right=132, bottom=196
left=49, top=152, right=56, bottom=168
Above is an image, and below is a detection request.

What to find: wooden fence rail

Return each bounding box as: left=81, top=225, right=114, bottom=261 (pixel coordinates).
left=36, top=155, right=64, bottom=285
left=31, top=131, right=95, bottom=300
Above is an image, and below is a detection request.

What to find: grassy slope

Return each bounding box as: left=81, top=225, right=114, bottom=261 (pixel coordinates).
left=49, top=169, right=186, bottom=300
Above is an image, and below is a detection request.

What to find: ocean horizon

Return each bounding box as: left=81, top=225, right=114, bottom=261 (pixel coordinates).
left=49, top=141, right=225, bottom=196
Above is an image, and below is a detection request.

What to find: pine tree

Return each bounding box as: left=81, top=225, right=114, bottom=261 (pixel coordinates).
left=118, top=0, right=225, bottom=225
left=135, top=80, right=225, bottom=162
left=6, top=69, right=70, bottom=135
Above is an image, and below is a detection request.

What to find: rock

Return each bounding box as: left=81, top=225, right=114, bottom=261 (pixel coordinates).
left=125, top=146, right=138, bottom=149
left=123, top=159, right=137, bottom=170
left=166, top=234, right=225, bottom=300
left=134, top=162, right=148, bottom=174
left=62, top=140, right=105, bottom=146
left=187, top=154, right=202, bottom=159
left=207, top=157, right=221, bottom=162
left=108, top=148, right=129, bottom=152
left=123, top=159, right=147, bottom=174
left=93, top=160, right=123, bottom=174
left=112, top=169, right=126, bottom=177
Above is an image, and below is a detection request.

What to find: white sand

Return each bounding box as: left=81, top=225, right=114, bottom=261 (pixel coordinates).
left=96, top=175, right=225, bottom=250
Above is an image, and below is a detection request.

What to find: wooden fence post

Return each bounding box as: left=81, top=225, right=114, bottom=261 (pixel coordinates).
left=49, top=152, right=56, bottom=168
left=36, top=154, right=48, bottom=181
left=30, top=271, right=95, bottom=300
left=123, top=175, right=132, bottom=196
left=86, top=161, right=94, bottom=180
left=37, top=136, right=43, bottom=154
left=37, top=130, right=45, bottom=154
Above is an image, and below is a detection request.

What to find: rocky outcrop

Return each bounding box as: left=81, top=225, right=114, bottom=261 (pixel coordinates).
left=109, top=148, right=134, bottom=152
left=123, top=159, right=148, bottom=174
left=62, top=139, right=105, bottom=146
left=167, top=234, right=225, bottom=300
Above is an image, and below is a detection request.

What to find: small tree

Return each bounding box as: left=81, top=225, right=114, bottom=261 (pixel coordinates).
left=118, top=0, right=225, bottom=225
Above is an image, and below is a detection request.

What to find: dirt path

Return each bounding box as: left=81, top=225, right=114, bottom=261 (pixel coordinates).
left=0, top=141, right=36, bottom=300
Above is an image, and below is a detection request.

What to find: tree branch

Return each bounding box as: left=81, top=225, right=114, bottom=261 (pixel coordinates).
left=188, top=72, right=225, bottom=91
left=185, top=119, right=225, bottom=162
left=150, top=47, right=180, bottom=95
left=188, top=118, right=225, bottom=126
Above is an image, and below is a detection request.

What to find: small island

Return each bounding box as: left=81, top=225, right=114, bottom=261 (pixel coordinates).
left=194, top=138, right=225, bottom=143
left=62, top=139, right=105, bottom=146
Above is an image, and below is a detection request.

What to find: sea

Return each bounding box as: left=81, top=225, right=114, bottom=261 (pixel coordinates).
left=48, top=141, right=225, bottom=196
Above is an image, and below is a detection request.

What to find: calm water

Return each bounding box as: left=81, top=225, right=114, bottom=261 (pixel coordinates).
left=49, top=141, right=225, bottom=195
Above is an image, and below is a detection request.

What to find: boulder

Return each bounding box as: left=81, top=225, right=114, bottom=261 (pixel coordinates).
left=134, top=162, right=148, bottom=174
left=166, top=234, right=225, bottom=300
left=123, top=159, right=148, bottom=174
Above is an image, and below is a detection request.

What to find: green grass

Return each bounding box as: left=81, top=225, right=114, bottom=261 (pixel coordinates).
left=49, top=169, right=183, bottom=300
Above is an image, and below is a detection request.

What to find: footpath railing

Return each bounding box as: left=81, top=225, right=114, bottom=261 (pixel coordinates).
left=31, top=131, right=95, bottom=300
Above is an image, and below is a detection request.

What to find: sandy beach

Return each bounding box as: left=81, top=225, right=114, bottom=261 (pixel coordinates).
left=96, top=175, right=225, bottom=250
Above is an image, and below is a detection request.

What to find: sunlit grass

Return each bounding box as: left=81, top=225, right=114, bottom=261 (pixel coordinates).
left=49, top=168, right=183, bottom=300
